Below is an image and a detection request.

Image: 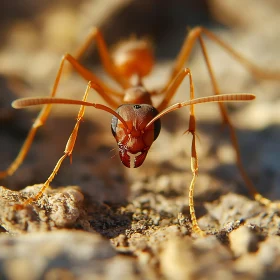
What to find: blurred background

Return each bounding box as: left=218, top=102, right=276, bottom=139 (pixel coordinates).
left=0, top=0, right=279, bottom=203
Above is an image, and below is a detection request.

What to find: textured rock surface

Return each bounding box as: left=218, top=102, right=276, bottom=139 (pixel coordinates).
left=0, top=0, right=280, bottom=279
left=0, top=185, right=84, bottom=233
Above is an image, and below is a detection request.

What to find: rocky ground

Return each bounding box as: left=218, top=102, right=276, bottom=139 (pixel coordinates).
left=0, top=0, right=280, bottom=279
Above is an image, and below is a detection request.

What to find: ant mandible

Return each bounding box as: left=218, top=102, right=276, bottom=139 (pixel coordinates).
left=1, top=27, right=279, bottom=236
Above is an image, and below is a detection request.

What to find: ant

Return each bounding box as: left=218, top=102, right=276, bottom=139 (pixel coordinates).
left=1, top=27, right=279, bottom=236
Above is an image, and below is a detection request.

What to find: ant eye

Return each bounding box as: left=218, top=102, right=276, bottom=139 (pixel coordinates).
left=153, top=118, right=161, bottom=140
left=111, top=115, right=118, bottom=137
left=152, top=108, right=161, bottom=140
left=134, top=104, right=141, bottom=109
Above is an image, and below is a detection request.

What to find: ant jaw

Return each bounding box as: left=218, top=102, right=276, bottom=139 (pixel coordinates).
left=119, top=149, right=148, bottom=168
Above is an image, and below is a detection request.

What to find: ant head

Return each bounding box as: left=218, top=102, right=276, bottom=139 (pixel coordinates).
left=111, top=104, right=161, bottom=168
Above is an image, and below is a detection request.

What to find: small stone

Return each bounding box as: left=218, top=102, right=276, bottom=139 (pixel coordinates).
left=257, top=236, right=280, bottom=267
left=229, top=226, right=258, bottom=257
left=0, top=185, right=84, bottom=233
left=234, top=254, right=263, bottom=277
left=160, top=236, right=194, bottom=280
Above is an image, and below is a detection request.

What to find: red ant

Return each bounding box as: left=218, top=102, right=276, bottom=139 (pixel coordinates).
left=1, top=27, right=279, bottom=235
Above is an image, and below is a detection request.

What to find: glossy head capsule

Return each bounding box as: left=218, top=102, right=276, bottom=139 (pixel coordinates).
left=111, top=104, right=161, bottom=168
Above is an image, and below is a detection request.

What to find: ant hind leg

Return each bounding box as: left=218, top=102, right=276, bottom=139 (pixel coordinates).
left=161, top=26, right=280, bottom=93
left=197, top=33, right=274, bottom=206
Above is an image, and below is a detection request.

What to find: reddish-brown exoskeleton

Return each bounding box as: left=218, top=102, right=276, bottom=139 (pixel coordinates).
left=1, top=27, right=279, bottom=235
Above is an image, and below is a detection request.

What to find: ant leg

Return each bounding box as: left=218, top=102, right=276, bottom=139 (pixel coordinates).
left=184, top=70, right=206, bottom=236
left=0, top=103, right=52, bottom=179
left=18, top=82, right=92, bottom=207
left=0, top=54, right=120, bottom=179
left=61, top=54, right=122, bottom=105
left=156, top=68, right=206, bottom=235
left=157, top=68, right=192, bottom=111
left=72, top=27, right=129, bottom=89
left=161, top=26, right=280, bottom=93
left=53, top=53, right=122, bottom=100
left=188, top=135, right=206, bottom=236
left=197, top=34, right=272, bottom=206
left=160, top=26, right=277, bottom=206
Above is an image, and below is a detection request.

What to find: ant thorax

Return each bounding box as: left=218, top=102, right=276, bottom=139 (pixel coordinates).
left=123, top=86, right=152, bottom=105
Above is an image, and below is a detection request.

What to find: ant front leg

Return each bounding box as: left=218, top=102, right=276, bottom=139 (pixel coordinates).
left=157, top=68, right=206, bottom=235
left=16, top=82, right=92, bottom=208
left=184, top=70, right=206, bottom=236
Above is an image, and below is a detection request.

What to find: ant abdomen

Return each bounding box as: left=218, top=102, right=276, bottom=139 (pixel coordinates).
left=112, top=39, right=154, bottom=79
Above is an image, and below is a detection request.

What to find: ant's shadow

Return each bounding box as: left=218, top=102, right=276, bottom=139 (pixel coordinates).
left=83, top=198, right=132, bottom=239
left=198, top=121, right=280, bottom=200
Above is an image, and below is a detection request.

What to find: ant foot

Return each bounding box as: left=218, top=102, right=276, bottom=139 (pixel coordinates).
left=13, top=203, right=26, bottom=210
left=192, top=225, right=207, bottom=237
left=254, top=194, right=272, bottom=207
left=13, top=197, right=37, bottom=210
left=254, top=194, right=280, bottom=209
left=268, top=201, right=280, bottom=210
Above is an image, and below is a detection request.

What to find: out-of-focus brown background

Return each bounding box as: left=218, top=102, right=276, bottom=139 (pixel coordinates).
left=0, top=0, right=215, bottom=195
left=0, top=0, right=280, bottom=279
